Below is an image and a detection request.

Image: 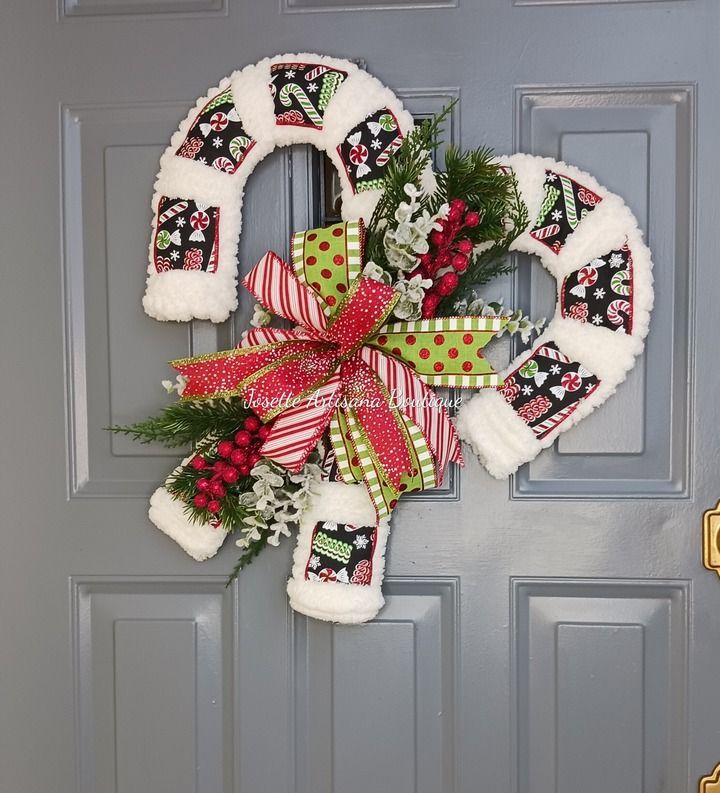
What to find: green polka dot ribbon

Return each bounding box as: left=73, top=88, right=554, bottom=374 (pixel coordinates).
left=368, top=316, right=505, bottom=388
left=291, top=221, right=364, bottom=311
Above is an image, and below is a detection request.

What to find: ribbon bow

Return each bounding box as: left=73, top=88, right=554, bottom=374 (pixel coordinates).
left=173, top=220, right=505, bottom=517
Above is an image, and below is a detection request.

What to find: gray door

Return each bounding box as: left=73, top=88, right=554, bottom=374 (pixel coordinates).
left=1, top=2, right=716, bottom=792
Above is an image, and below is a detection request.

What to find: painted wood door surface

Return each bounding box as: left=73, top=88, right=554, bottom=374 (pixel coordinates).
left=1, top=1, right=717, bottom=791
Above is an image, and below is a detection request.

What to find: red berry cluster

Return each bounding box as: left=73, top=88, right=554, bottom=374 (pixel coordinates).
left=189, top=414, right=272, bottom=515
left=413, top=198, right=480, bottom=319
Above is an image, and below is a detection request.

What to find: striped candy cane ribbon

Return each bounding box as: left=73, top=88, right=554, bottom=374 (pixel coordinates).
left=171, top=220, right=507, bottom=518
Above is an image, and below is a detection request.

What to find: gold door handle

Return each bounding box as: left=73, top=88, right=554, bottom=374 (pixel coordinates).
left=700, top=763, right=720, bottom=792
left=703, top=500, right=720, bottom=577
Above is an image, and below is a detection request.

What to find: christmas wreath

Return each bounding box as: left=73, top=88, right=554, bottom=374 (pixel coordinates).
left=112, top=54, right=653, bottom=624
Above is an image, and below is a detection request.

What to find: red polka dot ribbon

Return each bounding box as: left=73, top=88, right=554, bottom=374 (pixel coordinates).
left=170, top=221, right=506, bottom=518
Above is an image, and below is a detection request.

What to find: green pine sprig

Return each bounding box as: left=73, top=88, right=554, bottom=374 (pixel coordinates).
left=108, top=397, right=250, bottom=448
left=436, top=166, right=528, bottom=314
left=165, top=453, right=254, bottom=531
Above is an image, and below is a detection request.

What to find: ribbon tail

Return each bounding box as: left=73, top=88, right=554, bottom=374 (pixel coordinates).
left=171, top=339, right=327, bottom=401
left=369, top=316, right=508, bottom=388
left=328, top=409, right=358, bottom=484
left=398, top=414, right=438, bottom=492
left=260, top=374, right=343, bottom=472
left=359, top=346, right=462, bottom=483
left=342, top=356, right=414, bottom=494
left=342, top=409, right=396, bottom=520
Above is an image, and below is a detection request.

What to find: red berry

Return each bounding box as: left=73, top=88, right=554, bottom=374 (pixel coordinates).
left=196, top=478, right=211, bottom=492
left=217, top=440, right=234, bottom=458
left=207, top=500, right=221, bottom=514
left=451, top=253, right=469, bottom=272
left=417, top=253, right=432, bottom=268
left=230, top=448, right=247, bottom=465
left=209, top=481, right=226, bottom=498
left=244, top=415, right=262, bottom=432
left=464, top=211, right=480, bottom=227
left=238, top=464, right=251, bottom=477
left=212, top=460, right=226, bottom=474
left=257, top=425, right=272, bottom=440
left=448, top=206, right=463, bottom=223
left=436, top=272, right=459, bottom=297
left=457, top=238, right=473, bottom=254
left=248, top=451, right=262, bottom=467
left=222, top=466, right=239, bottom=484
left=422, top=292, right=441, bottom=318
left=435, top=251, right=451, bottom=269
left=450, top=197, right=467, bottom=213
left=429, top=229, right=445, bottom=247
left=234, top=430, right=252, bottom=447
left=193, top=493, right=209, bottom=509
left=190, top=455, right=207, bottom=471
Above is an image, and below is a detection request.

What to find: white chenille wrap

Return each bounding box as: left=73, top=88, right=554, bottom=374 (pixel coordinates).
left=143, top=54, right=413, bottom=324
left=287, top=481, right=391, bottom=624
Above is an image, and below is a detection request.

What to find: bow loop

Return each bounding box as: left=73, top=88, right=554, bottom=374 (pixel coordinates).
left=243, top=251, right=328, bottom=334
left=172, top=338, right=328, bottom=401
left=291, top=221, right=365, bottom=310
left=325, top=276, right=399, bottom=357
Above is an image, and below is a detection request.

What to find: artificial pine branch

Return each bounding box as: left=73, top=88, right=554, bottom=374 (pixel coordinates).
left=164, top=443, right=254, bottom=531
left=108, top=397, right=250, bottom=448
left=364, top=104, right=529, bottom=315
left=436, top=168, right=529, bottom=315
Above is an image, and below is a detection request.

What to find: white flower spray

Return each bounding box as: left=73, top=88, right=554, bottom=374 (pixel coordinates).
left=161, top=374, right=187, bottom=396
left=235, top=461, right=321, bottom=549
left=365, top=183, right=448, bottom=322
left=453, top=293, right=546, bottom=343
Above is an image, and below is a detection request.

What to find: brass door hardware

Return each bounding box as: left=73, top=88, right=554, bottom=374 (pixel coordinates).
left=702, top=501, right=720, bottom=577
left=700, top=763, right=720, bottom=792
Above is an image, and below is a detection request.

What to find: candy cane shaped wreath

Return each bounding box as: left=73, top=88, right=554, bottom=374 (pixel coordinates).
left=141, top=55, right=652, bottom=624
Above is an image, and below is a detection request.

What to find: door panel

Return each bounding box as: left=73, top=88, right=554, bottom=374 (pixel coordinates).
left=513, top=579, right=688, bottom=793
left=513, top=85, right=693, bottom=496
left=2, top=1, right=717, bottom=791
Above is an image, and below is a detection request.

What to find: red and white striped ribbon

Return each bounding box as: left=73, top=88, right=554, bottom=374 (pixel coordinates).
left=244, top=252, right=328, bottom=334
left=260, top=373, right=343, bottom=471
